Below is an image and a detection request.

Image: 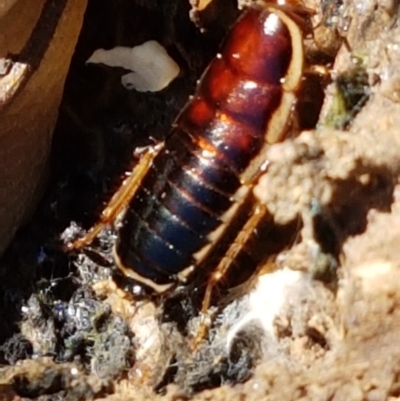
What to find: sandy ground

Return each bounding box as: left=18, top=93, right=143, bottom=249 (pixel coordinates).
left=2, top=0, right=400, bottom=400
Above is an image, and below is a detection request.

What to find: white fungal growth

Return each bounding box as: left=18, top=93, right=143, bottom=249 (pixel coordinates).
left=86, top=40, right=180, bottom=92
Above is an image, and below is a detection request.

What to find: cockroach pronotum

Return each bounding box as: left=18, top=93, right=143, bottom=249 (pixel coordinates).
left=70, top=0, right=314, bottom=344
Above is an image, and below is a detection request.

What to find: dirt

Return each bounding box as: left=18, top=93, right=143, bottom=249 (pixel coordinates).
left=1, top=0, right=400, bottom=400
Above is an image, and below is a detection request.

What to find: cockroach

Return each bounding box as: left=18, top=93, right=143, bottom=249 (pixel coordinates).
left=70, top=0, right=314, bottom=344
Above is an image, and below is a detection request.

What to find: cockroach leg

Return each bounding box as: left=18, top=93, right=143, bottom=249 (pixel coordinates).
left=67, top=143, right=163, bottom=250
left=192, top=202, right=269, bottom=349
left=267, top=1, right=314, bottom=34
left=305, top=64, right=332, bottom=80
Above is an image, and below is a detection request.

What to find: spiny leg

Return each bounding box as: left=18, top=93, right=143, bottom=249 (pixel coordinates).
left=191, top=202, right=270, bottom=349
left=67, top=143, right=163, bottom=250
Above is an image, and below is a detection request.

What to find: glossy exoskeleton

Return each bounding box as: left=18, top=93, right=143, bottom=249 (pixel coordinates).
left=71, top=1, right=310, bottom=328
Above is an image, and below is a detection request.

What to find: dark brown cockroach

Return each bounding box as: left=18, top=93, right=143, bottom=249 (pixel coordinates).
left=70, top=1, right=311, bottom=343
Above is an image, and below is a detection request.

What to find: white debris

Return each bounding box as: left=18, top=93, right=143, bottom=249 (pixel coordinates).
left=226, top=268, right=307, bottom=351
left=0, top=60, right=27, bottom=105
left=86, top=40, right=180, bottom=92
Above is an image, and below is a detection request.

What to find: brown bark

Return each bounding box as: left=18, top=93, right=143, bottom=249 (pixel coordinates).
left=0, top=0, right=87, bottom=255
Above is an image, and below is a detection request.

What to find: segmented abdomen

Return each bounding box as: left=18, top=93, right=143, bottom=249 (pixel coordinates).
left=116, top=6, right=298, bottom=289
